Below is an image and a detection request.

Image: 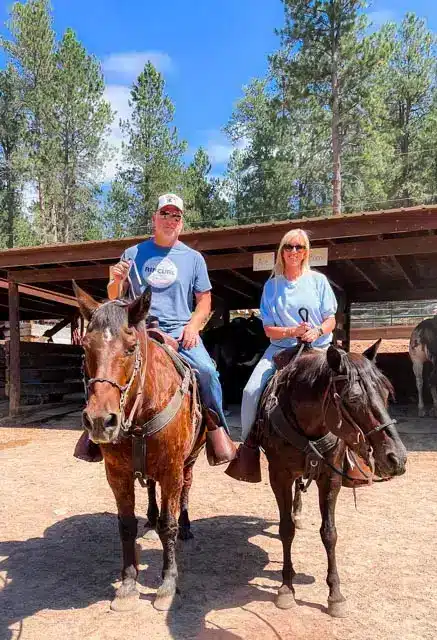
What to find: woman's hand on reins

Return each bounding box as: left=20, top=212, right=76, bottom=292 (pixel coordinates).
left=295, top=323, right=311, bottom=338
left=302, top=327, right=321, bottom=342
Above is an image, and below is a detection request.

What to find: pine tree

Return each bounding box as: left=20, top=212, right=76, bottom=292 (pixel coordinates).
left=0, top=64, right=26, bottom=247
left=272, top=0, right=388, bottom=214
left=108, top=62, right=187, bottom=234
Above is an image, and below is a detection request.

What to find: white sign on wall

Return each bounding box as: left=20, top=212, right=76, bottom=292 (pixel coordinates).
left=252, top=247, right=328, bottom=271
left=253, top=252, right=275, bottom=271
left=309, top=247, right=328, bottom=267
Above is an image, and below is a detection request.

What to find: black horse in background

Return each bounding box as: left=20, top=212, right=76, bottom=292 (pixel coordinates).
left=202, top=314, right=269, bottom=407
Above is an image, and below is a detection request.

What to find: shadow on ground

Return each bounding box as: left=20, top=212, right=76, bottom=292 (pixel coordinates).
left=0, top=512, right=315, bottom=640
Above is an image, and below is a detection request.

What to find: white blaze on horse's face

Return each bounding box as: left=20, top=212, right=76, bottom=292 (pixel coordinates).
left=103, top=327, right=113, bottom=343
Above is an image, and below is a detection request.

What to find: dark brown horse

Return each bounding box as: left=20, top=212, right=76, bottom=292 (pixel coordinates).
left=73, top=283, right=208, bottom=612
left=254, top=341, right=407, bottom=617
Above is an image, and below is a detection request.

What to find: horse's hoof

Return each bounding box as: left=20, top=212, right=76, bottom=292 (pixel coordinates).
left=418, top=408, right=426, bottom=418
left=110, top=590, right=140, bottom=612
left=275, top=585, right=296, bottom=609
left=178, top=528, right=194, bottom=541
left=293, top=516, right=304, bottom=530
left=143, top=528, right=160, bottom=541
left=153, top=591, right=181, bottom=611
left=327, top=600, right=348, bottom=618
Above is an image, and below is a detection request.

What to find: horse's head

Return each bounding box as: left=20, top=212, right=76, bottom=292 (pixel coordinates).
left=73, top=282, right=151, bottom=444
left=325, top=341, right=407, bottom=478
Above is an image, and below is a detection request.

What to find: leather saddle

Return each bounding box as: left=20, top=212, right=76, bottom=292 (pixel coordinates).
left=146, top=316, right=179, bottom=351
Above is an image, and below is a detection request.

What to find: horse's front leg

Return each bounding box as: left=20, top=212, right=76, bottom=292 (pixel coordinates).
left=178, top=463, right=194, bottom=540
left=154, top=473, right=183, bottom=611
left=142, top=478, right=160, bottom=541
left=270, top=469, right=297, bottom=609
left=292, top=478, right=305, bottom=529
left=412, top=360, right=426, bottom=417
left=146, top=479, right=159, bottom=528
left=105, top=457, right=139, bottom=611
left=317, top=471, right=347, bottom=618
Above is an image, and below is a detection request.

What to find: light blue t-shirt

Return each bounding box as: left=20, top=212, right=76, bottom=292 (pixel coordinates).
left=260, top=271, right=338, bottom=348
left=121, top=240, right=211, bottom=337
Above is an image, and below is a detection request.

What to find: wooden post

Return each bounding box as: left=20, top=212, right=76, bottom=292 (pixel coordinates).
left=343, top=298, right=351, bottom=352
left=8, top=280, right=20, bottom=415
left=71, top=312, right=79, bottom=345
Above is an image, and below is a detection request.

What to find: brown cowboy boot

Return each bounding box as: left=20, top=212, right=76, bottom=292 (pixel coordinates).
left=204, top=409, right=237, bottom=466
left=225, top=430, right=261, bottom=483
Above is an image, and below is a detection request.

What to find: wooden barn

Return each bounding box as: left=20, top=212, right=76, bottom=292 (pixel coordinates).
left=2, top=204, right=437, bottom=416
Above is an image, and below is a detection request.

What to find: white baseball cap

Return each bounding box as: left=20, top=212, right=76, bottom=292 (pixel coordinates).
left=157, top=193, right=184, bottom=213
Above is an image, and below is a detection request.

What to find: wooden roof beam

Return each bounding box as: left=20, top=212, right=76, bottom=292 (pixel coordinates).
left=353, top=287, right=437, bottom=303
left=389, top=256, right=414, bottom=288
left=1, top=206, right=437, bottom=268
left=228, top=270, right=263, bottom=290
left=210, top=276, right=254, bottom=300
left=328, top=234, right=437, bottom=261
left=0, top=279, right=78, bottom=307
left=346, top=260, right=379, bottom=290
left=9, top=264, right=110, bottom=284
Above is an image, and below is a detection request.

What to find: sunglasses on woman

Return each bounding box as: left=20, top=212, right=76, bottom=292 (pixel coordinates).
left=283, top=243, right=306, bottom=252
left=159, top=210, right=182, bottom=222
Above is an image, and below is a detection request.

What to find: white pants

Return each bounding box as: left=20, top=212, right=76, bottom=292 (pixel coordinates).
left=240, top=343, right=328, bottom=440
left=240, top=344, right=283, bottom=440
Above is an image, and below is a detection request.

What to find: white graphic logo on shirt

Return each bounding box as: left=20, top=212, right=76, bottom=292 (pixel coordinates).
left=143, top=256, right=178, bottom=288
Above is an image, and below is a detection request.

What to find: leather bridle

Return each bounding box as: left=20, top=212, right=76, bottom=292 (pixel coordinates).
left=85, top=337, right=146, bottom=434
left=325, top=372, right=397, bottom=445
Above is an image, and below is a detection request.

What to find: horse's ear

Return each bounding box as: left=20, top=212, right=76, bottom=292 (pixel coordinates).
left=326, top=345, right=343, bottom=373
left=128, top=286, right=152, bottom=326
left=363, top=338, right=382, bottom=362
left=72, top=280, right=99, bottom=321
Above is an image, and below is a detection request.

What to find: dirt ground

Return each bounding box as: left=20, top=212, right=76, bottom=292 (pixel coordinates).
left=1, top=399, right=437, bottom=640
left=350, top=338, right=410, bottom=353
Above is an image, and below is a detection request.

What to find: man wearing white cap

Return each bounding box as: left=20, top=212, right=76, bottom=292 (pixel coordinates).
left=108, top=193, right=230, bottom=438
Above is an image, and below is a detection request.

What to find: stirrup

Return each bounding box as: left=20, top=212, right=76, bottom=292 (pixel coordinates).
left=225, top=442, right=261, bottom=483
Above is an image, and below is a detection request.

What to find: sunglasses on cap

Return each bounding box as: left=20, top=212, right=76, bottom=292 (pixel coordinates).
left=158, top=210, right=183, bottom=222
left=283, top=243, right=306, bottom=252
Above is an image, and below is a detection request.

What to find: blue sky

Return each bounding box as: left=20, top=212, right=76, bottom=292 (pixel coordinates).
left=1, top=0, right=437, bottom=181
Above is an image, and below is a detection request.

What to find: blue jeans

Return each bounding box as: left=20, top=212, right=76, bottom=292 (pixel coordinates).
left=241, top=344, right=281, bottom=440
left=178, top=339, right=229, bottom=433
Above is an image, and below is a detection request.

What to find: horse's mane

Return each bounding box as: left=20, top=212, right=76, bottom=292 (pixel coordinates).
left=87, top=299, right=130, bottom=332
left=279, top=346, right=394, bottom=398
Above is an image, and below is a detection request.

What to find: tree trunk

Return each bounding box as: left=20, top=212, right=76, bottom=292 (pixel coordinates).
left=331, top=22, right=342, bottom=216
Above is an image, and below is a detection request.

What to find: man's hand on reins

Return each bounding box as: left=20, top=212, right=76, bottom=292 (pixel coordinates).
left=112, top=260, right=130, bottom=282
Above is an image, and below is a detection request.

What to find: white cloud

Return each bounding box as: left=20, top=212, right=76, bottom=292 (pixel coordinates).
left=102, top=84, right=132, bottom=183
left=203, top=132, right=249, bottom=167
left=206, top=143, right=235, bottom=164
left=21, top=181, right=38, bottom=214
left=100, top=49, right=172, bottom=183
left=102, top=51, right=173, bottom=82
left=368, top=9, right=396, bottom=28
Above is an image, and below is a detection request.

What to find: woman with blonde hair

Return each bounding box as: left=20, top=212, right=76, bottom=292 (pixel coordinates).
left=239, top=228, right=337, bottom=443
